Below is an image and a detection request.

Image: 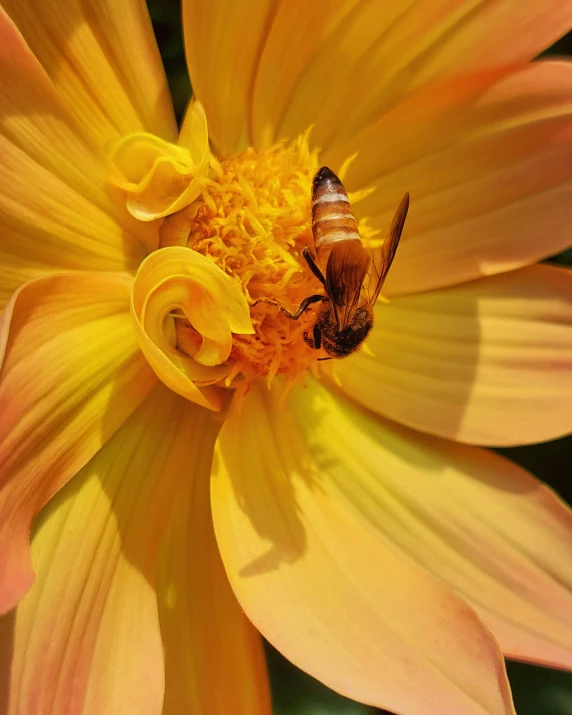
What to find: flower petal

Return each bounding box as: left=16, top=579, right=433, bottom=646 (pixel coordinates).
left=330, top=62, right=572, bottom=294
left=183, top=0, right=277, bottom=153
left=0, top=9, right=158, bottom=306
left=110, top=103, right=210, bottom=221
left=0, top=273, right=155, bottom=613
left=248, top=0, right=572, bottom=150
left=244, top=380, right=572, bottom=672
left=212, top=382, right=516, bottom=715
left=0, top=383, right=215, bottom=715
left=2, top=0, right=176, bottom=147
left=157, top=420, right=271, bottom=715
left=331, top=264, right=572, bottom=446
left=131, top=246, right=254, bottom=411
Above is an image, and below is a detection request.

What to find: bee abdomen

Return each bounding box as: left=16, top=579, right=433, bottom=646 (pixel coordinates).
left=312, top=166, right=360, bottom=248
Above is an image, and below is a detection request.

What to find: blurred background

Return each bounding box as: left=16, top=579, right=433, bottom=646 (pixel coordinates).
left=147, top=2, right=572, bottom=712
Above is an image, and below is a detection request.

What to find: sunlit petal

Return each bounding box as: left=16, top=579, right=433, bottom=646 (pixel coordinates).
left=183, top=0, right=277, bottom=153
left=246, top=0, right=572, bottom=150
left=0, top=10, right=158, bottom=305
left=330, top=264, right=572, bottom=446
left=329, top=62, right=572, bottom=294
left=212, top=382, right=515, bottom=715
left=2, top=0, right=176, bottom=147
left=0, top=273, right=155, bottom=613
left=158, top=416, right=271, bottom=715
left=267, top=380, right=572, bottom=670
left=0, top=383, right=214, bottom=715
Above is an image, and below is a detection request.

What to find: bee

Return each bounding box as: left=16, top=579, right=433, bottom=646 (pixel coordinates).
left=256, top=166, right=409, bottom=359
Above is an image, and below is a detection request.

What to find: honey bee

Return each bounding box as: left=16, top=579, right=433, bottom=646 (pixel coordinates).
left=256, top=166, right=409, bottom=359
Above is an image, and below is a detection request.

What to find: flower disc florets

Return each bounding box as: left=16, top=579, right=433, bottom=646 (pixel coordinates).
left=159, top=133, right=326, bottom=391
left=112, top=110, right=379, bottom=409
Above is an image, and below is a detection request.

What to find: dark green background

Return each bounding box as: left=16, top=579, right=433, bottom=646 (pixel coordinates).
left=147, top=2, right=572, bottom=711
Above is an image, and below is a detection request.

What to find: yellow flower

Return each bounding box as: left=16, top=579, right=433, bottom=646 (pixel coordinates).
left=1, top=1, right=572, bottom=714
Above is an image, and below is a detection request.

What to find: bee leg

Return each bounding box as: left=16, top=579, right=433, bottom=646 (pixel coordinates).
left=313, top=323, right=322, bottom=349
left=303, top=323, right=322, bottom=351
left=302, top=247, right=326, bottom=286
left=252, top=294, right=327, bottom=320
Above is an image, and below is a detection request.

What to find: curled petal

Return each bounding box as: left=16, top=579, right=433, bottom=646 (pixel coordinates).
left=131, top=246, right=254, bottom=411
left=110, top=103, right=210, bottom=221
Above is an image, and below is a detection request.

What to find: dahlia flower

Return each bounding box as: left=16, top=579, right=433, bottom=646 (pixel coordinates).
left=1, top=1, right=572, bottom=714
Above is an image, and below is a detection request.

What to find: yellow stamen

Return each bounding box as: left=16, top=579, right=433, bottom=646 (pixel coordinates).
left=120, top=123, right=379, bottom=407
left=160, top=133, right=325, bottom=392
left=159, top=132, right=381, bottom=395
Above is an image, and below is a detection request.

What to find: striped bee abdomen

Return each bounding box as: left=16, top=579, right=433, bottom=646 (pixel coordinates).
left=311, top=166, right=360, bottom=254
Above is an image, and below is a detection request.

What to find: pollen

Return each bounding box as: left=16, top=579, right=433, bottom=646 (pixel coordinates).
left=158, top=132, right=379, bottom=395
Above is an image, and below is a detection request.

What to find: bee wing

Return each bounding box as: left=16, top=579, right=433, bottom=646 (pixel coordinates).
left=326, top=241, right=370, bottom=331
left=367, top=192, right=409, bottom=305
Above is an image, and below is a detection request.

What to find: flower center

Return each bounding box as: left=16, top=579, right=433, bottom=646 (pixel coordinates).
left=112, top=105, right=380, bottom=411
left=159, top=132, right=326, bottom=393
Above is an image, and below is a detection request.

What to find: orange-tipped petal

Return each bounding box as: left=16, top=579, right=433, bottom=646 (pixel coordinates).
left=245, top=0, right=572, bottom=150
left=0, top=273, right=155, bottom=613
left=2, top=0, right=176, bottom=147
left=157, top=417, right=271, bottom=715
left=0, top=10, right=158, bottom=305
left=212, top=382, right=516, bottom=715
left=0, top=383, right=216, bottom=715
left=331, top=264, right=572, bottom=446
left=110, top=103, right=210, bottom=221
left=254, top=380, right=572, bottom=671
left=131, top=246, right=254, bottom=411
left=336, top=62, right=572, bottom=294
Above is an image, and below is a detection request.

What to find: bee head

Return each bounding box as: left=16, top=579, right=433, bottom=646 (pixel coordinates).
left=319, top=305, right=373, bottom=358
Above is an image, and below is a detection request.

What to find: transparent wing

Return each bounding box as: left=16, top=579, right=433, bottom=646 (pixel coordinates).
left=366, top=192, right=410, bottom=305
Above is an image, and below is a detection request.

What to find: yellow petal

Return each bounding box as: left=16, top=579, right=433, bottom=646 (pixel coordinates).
left=260, top=379, right=572, bottom=671
left=0, top=273, right=155, bottom=614
left=212, top=381, right=516, bottom=715
left=157, top=414, right=271, bottom=715
left=0, top=142, right=152, bottom=307
left=183, top=0, right=276, bottom=153
left=327, top=62, right=572, bottom=295
left=3, top=0, right=176, bottom=147
left=0, top=383, right=216, bottom=715
left=131, top=247, right=254, bottom=411
left=250, top=0, right=572, bottom=150
left=0, top=10, right=159, bottom=306
left=332, top=264, right=572, bottom=446
left=110, top=103, right=210, bottom=221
